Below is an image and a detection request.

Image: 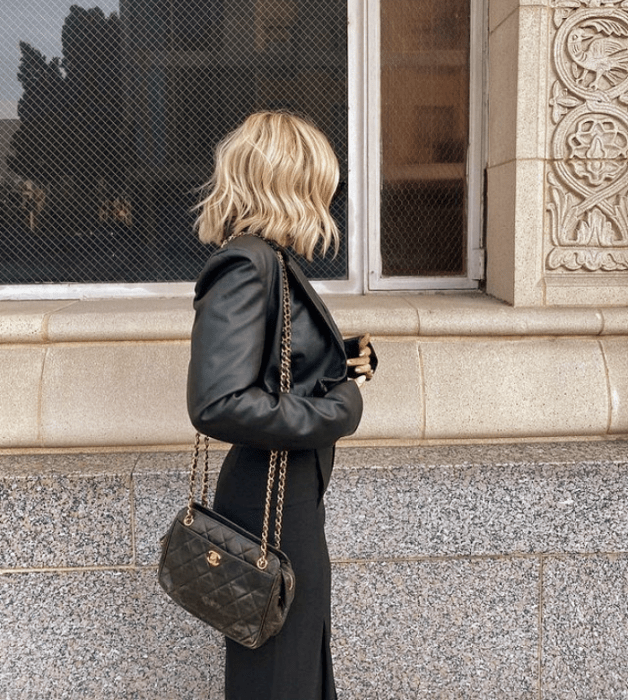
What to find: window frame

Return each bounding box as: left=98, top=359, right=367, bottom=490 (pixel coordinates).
left=0, top=0, right=486, bottom=301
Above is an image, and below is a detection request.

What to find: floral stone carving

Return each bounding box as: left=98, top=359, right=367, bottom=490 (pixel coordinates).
left=548, top=1, right=628, bottom=271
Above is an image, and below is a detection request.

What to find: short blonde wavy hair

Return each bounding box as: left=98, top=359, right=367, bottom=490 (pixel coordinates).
left=195, top=111, right=340, bottom=259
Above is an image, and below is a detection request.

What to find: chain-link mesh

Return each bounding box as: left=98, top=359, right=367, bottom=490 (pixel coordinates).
left=0, top=0, right=348, bottom=285
left=380, top=0, right=470, bottom=277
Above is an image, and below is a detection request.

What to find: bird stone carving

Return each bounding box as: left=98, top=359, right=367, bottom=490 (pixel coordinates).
left=567, top=19, right=628, bottom=91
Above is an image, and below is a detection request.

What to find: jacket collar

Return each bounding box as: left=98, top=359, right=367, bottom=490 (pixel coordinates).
left=283, top=250, right=346, bottom=356
left=235, top=234, right=346, bottom=357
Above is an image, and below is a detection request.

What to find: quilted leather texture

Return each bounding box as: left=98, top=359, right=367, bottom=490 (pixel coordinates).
left=158, top=503, right=295, bottom=649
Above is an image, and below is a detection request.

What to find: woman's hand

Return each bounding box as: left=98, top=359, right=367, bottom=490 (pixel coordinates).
left=347, top=333, right=375, bottom=386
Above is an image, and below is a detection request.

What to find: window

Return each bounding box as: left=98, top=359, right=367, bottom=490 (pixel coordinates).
left=0, top=0, right=482, bottom=297
left=0, top=0, right=348, bottom=294
left=361, top=0, right=485, bottom=291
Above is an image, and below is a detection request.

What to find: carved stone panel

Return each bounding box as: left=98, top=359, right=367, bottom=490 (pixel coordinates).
left=548, top=1, right=628, bottom=272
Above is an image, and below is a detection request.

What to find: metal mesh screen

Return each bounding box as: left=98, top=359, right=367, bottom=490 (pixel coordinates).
left=380, top=0, right=470, bottom=277
left=0, top=0, right=348, bottom=285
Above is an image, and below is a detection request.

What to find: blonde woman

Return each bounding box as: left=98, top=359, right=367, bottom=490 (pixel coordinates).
left=187, top=111, right=376, bottom=700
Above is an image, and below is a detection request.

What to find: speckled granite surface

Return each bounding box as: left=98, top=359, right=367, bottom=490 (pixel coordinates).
left=1, top=442, right=627, bottom=699
left=332, top=558, right=539, bottom=699
left=0, top=453, right=136, bottom=569
left=133, top=450, right=224, bottom=566
left=332, top=440, right=628, bottom=469
left=325, top=459, right=628, bottom=559
left=0, top=569, right=224, bottom=699
left=542, top=554, right=628, bottom=700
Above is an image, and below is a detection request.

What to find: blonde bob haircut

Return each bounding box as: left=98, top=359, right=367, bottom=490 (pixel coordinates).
left=195, top=111, right=340, bottom=259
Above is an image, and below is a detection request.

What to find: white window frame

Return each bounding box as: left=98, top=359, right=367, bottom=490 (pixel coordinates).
left=312, top=0, right=367, bottom=295
left=0, top=0, right=485, bottom=300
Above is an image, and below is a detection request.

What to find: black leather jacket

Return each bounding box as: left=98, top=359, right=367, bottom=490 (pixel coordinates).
left=187, top=234, right=363, bottom=453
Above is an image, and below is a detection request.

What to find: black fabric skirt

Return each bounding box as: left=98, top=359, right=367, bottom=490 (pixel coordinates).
left=212, top=445, right=337, bottom=700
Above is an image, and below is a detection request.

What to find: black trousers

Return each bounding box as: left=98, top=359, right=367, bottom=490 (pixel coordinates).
left=212, top=445, right=337, bottom=700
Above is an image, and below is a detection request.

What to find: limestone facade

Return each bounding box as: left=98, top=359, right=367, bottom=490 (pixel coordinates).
left=0, top=295, right=627, bottom=449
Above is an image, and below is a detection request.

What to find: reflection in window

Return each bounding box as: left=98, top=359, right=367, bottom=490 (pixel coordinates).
left=0, top=0, right=347, bottom=284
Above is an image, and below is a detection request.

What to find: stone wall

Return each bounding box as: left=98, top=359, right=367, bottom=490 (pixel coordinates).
left=2, top=296, right=628, bottom=449
left=2, top=441, right=627, bottom=699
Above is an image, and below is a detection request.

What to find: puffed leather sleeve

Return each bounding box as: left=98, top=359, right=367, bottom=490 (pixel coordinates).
left=187, top=246, right=363, bottom=451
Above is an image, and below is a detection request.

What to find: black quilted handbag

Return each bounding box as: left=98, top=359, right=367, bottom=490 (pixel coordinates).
left=158, top=250, right=296, bottom=649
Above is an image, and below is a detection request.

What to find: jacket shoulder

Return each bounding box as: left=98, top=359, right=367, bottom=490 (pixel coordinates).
left=226, top=234, right=280, bottom=262
left=194, top=235, right=279, bottom=300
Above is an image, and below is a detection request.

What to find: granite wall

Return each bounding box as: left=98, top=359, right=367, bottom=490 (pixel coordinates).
left=1, top=441, right=627, bottom=699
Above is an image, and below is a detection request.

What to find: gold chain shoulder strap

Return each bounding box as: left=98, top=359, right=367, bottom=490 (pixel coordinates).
left=186, top=240, right=292, bottom=572
left=257, top=250, right=291, bottom=569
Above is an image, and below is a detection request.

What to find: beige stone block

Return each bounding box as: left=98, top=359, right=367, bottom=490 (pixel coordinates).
left=326, top=295, right=419, bottom=337
left=513, top=158, right=547, bottom=306
left=489, top=6, right=550, bottom=164
left=47, top=298, right=194, bottom=342
left=490, top=0, right=549, bottom=33
left=405, top=294, right=603, bottom=336
left=601, top=307, right=628, bottom=335
left=488, top=11, right=518, bottom=167
left=487, top=163, right=516, bottom=303
left=544, top=275, right=628, bottom=307
left=0, top=347, right=45, bottom=447
left=350, top=339, right=422, bottom=441
left=517, top=6, right=550, bottom=160
left=421, top=338, right=608, bottom=440
left=41, top=341, right=193, bottom=447
left=489, top=0, right=519, bottom=33
left=487, top=160, right=546, bottom=306
left=601, top=338, right=628, bottom=434
left=0, top=301, right=75, bottom=344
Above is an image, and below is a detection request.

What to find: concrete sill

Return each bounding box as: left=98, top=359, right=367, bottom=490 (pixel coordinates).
left=1, top=293, right=628, bottom=345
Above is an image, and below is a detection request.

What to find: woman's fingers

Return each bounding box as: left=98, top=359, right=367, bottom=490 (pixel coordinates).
left=348, top=341, right=374, bottom=381
left=347, top=348, right=371, bottom=364
left=347, top=352, right=371, bottom=368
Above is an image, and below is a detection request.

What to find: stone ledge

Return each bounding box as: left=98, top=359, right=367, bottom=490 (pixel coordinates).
left=1, top=293, right=628, bottom=345
left=1, top=335, right=627, bottom=448
left=1, top=295, right=628, bottom=449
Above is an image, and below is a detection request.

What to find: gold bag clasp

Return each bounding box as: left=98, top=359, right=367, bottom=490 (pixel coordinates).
left=206, top=550, right=222, bottom=567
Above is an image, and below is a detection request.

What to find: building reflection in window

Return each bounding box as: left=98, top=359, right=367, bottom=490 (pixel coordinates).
left=0, top=0, right=347, bottom=284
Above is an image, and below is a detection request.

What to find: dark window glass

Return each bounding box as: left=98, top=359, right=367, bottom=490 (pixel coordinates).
left=0, top=0, right=347, bottom=284
left=380, top=0, right=470, bottom=277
